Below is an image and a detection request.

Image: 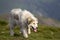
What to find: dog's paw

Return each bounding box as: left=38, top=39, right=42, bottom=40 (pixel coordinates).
left=23, top=34, right=28, bottom=38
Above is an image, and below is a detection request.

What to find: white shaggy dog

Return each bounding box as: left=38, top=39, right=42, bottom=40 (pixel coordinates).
left=9, top=8, right=38, bottom=38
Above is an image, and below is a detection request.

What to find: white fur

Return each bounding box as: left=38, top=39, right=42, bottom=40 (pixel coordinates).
left=9, top=8, right=38, bottom=38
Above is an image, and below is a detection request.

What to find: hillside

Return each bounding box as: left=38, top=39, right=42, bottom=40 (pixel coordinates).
left=0, top=19, right=60, bottom=40
left=0, top=0, right=60, bottom=40
left=0, top=13, right=60, bottom=40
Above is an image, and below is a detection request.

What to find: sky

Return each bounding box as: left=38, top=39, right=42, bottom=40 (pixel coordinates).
left=0, top=0, right=57, bottom=13
left=0, top=0, right=60, bottom=20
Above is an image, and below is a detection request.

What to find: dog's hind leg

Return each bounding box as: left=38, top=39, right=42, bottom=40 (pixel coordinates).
left=9, top=19, right=16, bottom=36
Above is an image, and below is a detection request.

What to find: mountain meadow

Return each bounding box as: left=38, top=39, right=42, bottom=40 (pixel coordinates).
left=0, top=16, right=60, bottom=40
left=0, top=0, right=60, bottom=40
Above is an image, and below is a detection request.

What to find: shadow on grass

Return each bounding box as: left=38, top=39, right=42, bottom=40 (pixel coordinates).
left=14, top=33, right=20, bottom=37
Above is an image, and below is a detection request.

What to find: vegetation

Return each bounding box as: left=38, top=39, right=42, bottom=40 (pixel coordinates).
left=0, top=20, right=8, bottom=26
left=0, top=20, right=60, bottom=40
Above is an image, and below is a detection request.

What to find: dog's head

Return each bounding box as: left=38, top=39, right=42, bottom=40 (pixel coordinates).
left=28, top=17, right=38, bottom=32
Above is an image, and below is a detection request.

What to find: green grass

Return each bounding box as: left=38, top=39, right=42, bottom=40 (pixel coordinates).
left=0, top=20, right=60, bottom=40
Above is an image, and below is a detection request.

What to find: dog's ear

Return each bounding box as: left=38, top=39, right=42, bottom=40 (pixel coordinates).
left=27, top=18, right=33, bottom=24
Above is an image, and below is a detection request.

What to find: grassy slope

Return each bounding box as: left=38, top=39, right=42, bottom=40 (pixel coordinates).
left=0, top=20, right=60, bottom=40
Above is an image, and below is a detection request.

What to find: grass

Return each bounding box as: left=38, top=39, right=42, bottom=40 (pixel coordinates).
left=0, top=20, right=60, bottom=40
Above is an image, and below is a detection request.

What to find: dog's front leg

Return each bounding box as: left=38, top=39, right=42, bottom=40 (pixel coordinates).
left=22, top=28, right=28, bottom=38
left=28, top=25, right=31, bottom=34
left=21, top=23, right=28, bottom=38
